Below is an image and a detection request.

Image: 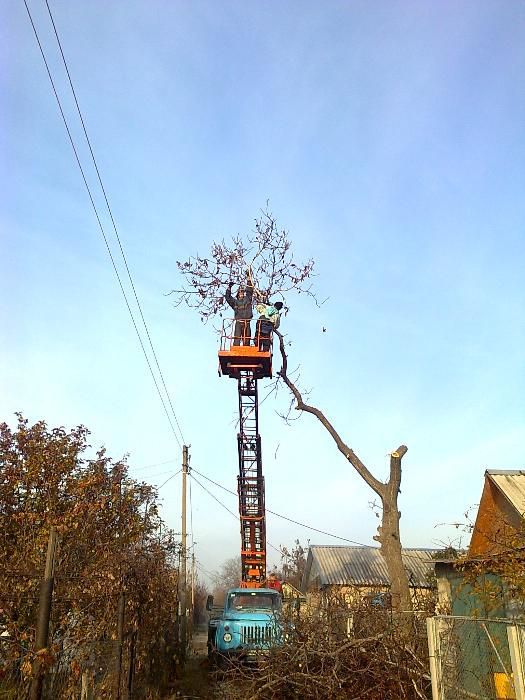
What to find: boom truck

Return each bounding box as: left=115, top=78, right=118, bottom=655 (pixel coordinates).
left=206, top=316, right=284, bottom=664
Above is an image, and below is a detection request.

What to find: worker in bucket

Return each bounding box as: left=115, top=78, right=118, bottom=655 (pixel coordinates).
left=255, top=300, right=283, bottom=351
left=225, top=276, right=254, bottom=346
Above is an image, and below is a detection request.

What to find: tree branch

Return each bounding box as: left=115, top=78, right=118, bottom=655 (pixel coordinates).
left=172, top=209, right=317, bottom=322
left=275, top=330, right=385, bottom=498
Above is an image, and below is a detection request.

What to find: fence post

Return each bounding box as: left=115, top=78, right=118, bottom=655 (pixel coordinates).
left=115, top=591, right=126, bottom=700
left=127, top=620, right=138, bottom=699
left=80, top=668, right=94, bottom=700
left=508, top=625, right=525, bottom=700
left=30, top=526, right=58, bottom=700
left=427, top=617, right=444, bottom=700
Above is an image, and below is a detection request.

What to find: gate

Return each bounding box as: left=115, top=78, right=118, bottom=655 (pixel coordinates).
left=427, top=616, right=525, bottom=700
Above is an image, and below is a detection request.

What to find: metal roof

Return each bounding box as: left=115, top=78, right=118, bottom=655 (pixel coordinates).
left=305, top=546, right=437, bottom=588
left=486, top=470, right=525, bottom=516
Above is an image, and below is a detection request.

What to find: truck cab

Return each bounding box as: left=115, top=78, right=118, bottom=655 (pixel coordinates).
left=207, top=587, right=283, bottom=664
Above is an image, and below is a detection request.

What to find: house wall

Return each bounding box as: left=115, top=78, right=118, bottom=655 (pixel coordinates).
left=435, top=562, right=507, bottom=618
left=305, top=583, right=433, bottom=611
left=469, top=479, right=521, bottom=556
left=281, top=581, right=305, bottom=602
left=435, top=565, right=452, bottom=614
left=300, top=583, right=433, bottom=640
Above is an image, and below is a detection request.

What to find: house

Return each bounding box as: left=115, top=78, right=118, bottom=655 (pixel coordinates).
left=301, top=545, right=437, bottom=609
left=469, top=470, right=525, bottom=556
left=281, top=580, right=306, bottom=604
left=435, top=469, right=525, bottom=619
left=430, top=471, right=525, bottom=700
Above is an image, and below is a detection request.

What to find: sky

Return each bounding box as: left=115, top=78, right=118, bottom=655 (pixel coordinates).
left=1, top=1, right=524, bottom=587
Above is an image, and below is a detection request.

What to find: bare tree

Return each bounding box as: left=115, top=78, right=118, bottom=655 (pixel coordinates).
left=169, top=208, right=315, bottom=323
left=276, top=330, right=412, bottom=613
left=174, top=209, right=413, bottom=615
left=212, top=556, right=242, bottom=599
left=280, top=539, right=307, bottom=589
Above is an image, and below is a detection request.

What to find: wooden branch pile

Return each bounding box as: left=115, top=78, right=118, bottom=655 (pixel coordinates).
left=214, top=603, right=431, bottom=700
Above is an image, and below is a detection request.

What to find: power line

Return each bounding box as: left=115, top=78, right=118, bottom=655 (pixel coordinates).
left=190, top=466, right=367, bottom=547
left=190, top=473, right=238, bottom=520
left=267, top=540, right=282, bottom=556
left=188, top=473, right=289, bottom=558
left=190, top=477, right=195, bottom=544
left=133, top=459, right=178, bottom=472
left=157, top=469, right=181, bottom=490
left=140, top=460, right=436, bottom=569
left=191, top=466, right=439, bottom=567
left=43, top=0, right=186, bottom=447
left=195, top=559, right=217, bottom=581
left=190, top=468, right=243, bottom=498
left=23, top=0, right=184, bottom=452
left=134, top=467, right=179, bottom=481
left=266, top=509, right=367, bottom=547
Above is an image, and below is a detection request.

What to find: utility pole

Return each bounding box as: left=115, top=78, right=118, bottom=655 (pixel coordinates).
left=179, top=445, right=189, bottom=659
left=31, top=526, right=58, bottom=700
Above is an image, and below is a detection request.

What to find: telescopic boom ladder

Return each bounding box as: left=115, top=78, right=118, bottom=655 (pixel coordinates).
left=218, top=320, right=273, bottom=587
left=237, top=370, right=266, bottom=586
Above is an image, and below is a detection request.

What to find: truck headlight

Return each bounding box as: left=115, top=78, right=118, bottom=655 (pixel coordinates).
left=223, top=632, right=232, bottom=643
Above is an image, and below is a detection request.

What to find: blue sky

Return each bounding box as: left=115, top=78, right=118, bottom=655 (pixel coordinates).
left=1, top=1, right=524, bottom=584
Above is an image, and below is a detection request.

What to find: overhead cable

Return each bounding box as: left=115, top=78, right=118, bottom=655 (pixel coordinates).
left=44, top=0, right=185, bottom=447
left=190, top=473, right=238, bottom=520
left=195, top=559, right=217, bottom=581
left=188, top=473, right=291, bottom=558
left=189, top=473, right=194, bottom=551
left=191, top=467, right=439, bottom=566
left=23, top=0, right=184, bottom=452
left=190, top=466, right=366, bottom=547
left=157, top=468, right=181, bottom=490
left=133, top=458, right=178, bottom=472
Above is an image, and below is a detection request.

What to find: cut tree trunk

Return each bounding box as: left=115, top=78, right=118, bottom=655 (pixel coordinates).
left=373, top=448, right=412, bottom=616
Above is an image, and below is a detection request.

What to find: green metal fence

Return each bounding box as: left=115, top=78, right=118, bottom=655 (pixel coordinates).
left=427, top=616, right=525, bottom=700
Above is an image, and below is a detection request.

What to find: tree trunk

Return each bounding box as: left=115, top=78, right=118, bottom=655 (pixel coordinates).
left=373, top=448, right=412, bottom=616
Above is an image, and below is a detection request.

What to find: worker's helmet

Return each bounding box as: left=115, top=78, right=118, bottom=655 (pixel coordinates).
left=274, top=301, right=283, bottom=310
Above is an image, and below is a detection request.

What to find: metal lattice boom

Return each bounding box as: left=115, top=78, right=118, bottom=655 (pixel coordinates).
left=218, top=318, right=273, bottom=588
left=237, top=371, right=266, bottom=586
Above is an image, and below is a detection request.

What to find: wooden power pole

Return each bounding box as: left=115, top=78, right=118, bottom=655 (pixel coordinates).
left=179, top=445, right=189, bottom=658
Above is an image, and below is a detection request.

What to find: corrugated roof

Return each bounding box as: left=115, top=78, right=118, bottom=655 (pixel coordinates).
left=486, top=470, right=525, bottom=516
left=306, top=545, right=437, bottom=588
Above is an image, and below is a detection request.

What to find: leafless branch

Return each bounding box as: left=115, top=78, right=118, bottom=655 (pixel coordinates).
left=216, top=596, right=431, bottom=700
left=275, top=329, right=386, bottom=497
left=171, top=208, right=317, bottom=322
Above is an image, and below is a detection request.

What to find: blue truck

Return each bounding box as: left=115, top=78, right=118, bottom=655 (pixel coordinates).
left=207, top=587, right=284, bottom=665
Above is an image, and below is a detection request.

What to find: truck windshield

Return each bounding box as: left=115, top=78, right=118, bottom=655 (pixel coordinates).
left=228, top=592, right=281, bottom=611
